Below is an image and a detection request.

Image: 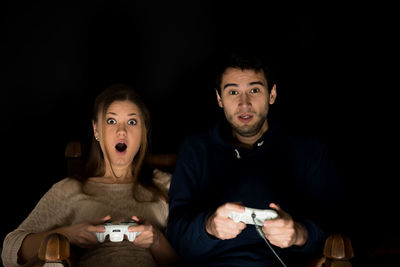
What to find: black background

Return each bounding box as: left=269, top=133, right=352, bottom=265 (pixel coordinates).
left=0, top=1, right=396, bottom=265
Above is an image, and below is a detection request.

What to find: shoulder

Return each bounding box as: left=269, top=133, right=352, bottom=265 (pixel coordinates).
left=278, top=134, right=332, bottom=165
left=178, top=131, right=214, bottom=158
left=49, top=177, right=84, bottom=196
left=180, top=132, right=210, bottom=148
left=175, top=134, right=211, bottom=171
left=277, top=131, right=327, bottom=151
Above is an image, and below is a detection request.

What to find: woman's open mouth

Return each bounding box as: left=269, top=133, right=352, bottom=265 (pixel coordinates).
left=115, top=142, right=127, bottom=152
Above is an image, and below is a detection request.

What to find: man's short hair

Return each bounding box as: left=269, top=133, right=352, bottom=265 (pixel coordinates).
left=214, top=51, right=276, bottom=95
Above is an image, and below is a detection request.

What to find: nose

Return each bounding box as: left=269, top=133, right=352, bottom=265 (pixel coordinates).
left=238, top=92, right=251, bottom=108
left=117, top=123, right=127, bottom=137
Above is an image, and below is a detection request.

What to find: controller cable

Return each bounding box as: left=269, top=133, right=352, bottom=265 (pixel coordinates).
left=252, top=212, right=287, bottom=267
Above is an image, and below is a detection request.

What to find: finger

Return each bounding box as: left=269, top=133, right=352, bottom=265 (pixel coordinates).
left=102, top=215, right=111, bottom=221
left=269, top=203, right=280, bottom=211
left=224, top=217, right=247, bottom=233
left=270, top=203, right=293, bottom=222
left=269, top=203, right=290, bottom=219
left=133, top=216, right=149, bottom=225
left=88, top=225, right=106, bottom=233
left=238, top=222, right=247, bottom=231
left=224, top=202, right=245, bottom=213
left=131, top=216, right=140, bottom=222
left=263, top=216, right=286, bottom=228
left=129, top=224, right=145, bottom=232
left=262, top=223, right=282, bottom=234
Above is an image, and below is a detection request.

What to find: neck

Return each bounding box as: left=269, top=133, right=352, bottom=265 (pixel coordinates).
left=232, top=122, right=269, bottom=149
left=104, top=165, right=134, bottom=183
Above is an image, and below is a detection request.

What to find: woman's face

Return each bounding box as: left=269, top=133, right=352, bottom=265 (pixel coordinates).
left=93, top=100, right=143, bottom=174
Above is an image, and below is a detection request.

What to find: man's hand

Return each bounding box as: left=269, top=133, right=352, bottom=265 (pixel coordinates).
left=262, top=203, right=308, bottom=248
left=205, top=202, right=246, bottom=240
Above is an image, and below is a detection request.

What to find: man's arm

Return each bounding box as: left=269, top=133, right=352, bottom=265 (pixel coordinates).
left=167, top=139, right=222, bottom=260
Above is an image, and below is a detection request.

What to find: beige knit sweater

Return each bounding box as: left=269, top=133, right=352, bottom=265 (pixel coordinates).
left=1, top=169, right=171, bottom=267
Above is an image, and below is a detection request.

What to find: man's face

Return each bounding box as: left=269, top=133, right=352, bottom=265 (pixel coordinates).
left=216, top=68, right=276, bottom=140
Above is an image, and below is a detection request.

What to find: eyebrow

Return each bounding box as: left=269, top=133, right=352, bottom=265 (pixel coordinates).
left=106, top=112, right=138, bottom=116
left=223, top=81, right=265, bottom=90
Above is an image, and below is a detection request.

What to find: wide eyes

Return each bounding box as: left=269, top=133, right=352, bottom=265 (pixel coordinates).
left=228, top=90, right=239, bottom=95
left=250, top=88, right=260, bottom=94
left=107, top=118, right=117, bottom=125
left=106, top=118, right=137, bottom=125
left=128, top=119, right=137, bottom=125
left=226, top=87, right=260, bottom=96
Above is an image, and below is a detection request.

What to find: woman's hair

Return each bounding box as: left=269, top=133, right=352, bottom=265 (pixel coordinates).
left=76, top=83, right=167, bottom=202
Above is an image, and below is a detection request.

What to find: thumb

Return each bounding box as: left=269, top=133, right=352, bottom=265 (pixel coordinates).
left=88, top=216, right=111, bottom=233
left=269, top=203, right=291, bottom=219
left=269, top=203, right=280, bottom=211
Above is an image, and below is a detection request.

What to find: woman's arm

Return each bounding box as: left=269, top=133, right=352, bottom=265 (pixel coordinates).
left=17, top=216, right=109, bottom=264
left=17, top=231, right=57, bottom=264
left=130, top=217, right=179, bottom=267
left=150, top=229, right=179, bottom=267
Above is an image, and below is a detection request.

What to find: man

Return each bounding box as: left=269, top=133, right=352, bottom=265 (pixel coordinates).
left=167, top=52, right=343, bottom=266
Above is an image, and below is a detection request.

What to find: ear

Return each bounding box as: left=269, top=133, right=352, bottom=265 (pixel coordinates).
left=269, top=84, right=277, bottom=105
left=215, top=89, right=223, bottom=108
left=92, top=120, right=99, bottom=139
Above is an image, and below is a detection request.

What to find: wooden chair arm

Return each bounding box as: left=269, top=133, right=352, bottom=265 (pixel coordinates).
left=38, top=233, right=71, bottom=264
left=324, top=233, right=354, bottom=261
left=309, top=233, right=354, bottom=267
left=25, top=233, right=74, bottom=267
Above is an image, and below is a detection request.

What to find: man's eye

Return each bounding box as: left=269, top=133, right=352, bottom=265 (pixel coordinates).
left=128, top=119, right=137, bottom=125
left=107, top=118, right=117, bottom=125
left=228, top=90, right=238, bottom=95
left=250, top=88, right=260, bottom=93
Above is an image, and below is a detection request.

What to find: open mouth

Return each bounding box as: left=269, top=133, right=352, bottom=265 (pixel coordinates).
left=238, top=114, right=253, bottom=123
left=115, top=142, right=127, bottom=152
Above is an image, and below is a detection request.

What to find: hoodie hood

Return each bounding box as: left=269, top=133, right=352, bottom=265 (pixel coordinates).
left=209, top=119, right=281, bottom=160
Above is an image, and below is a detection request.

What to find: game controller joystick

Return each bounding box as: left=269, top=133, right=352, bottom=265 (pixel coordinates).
left=94, top=220, right=141, bottom=242
left=229, top=207, right=279, bottom=226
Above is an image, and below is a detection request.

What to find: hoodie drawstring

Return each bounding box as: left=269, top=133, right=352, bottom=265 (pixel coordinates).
left=234, top=149, right=241, bottom=159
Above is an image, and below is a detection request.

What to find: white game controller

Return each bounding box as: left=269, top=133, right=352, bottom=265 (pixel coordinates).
left=94, top=221, right=141, bottom=242
left=229, top=207, right=279, bottom=226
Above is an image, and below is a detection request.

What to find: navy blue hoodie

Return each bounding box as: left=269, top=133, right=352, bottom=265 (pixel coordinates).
left=168, top=120, right=343, bottom=266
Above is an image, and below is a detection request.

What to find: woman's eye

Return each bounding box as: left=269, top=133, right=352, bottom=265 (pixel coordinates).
left=128, top=119, right=137, bottom=125
left=107, top=118, right=117, bottom=125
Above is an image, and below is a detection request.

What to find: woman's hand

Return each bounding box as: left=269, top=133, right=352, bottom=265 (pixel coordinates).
left=58, top=215, right=110, bottom=248
left=129, top=216, right=179, bottom=267
left=129, top=216, right=160, bottom=249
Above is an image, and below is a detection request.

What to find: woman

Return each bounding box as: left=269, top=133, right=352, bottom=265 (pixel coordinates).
left=2, top=84, right=178, bottom=267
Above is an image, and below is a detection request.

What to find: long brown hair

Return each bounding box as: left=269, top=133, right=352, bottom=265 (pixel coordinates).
left=78, top=83, right=167, bottom=202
